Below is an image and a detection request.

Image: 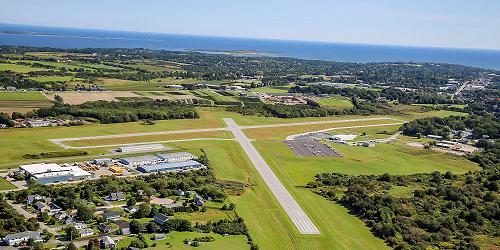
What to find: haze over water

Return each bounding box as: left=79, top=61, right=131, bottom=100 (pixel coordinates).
left=1, top=23, right=499, bottom=70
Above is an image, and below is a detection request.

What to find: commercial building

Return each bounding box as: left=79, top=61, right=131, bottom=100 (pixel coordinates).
left=332, top=134, right=357, bottom=141
left=137, top=160, right=203, bottom=173
left=3, top=231, right=43, bottom=246
left=157, top=152, right=196, bottom=162
left=119, top=155, right=163, bottom=167
left=26, top=120, right=51, bottom=128
left=19, top=163, right=91, bottom=184
left=117, top=144, right=165, bottom=153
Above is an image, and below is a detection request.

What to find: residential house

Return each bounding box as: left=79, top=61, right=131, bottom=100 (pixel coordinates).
left=34, top=201, right=49, bottom=213
left=194, top=195, right=205, bottom=206
left=161, top=202, right=184, bottom=212
left=153, top=213, right=170, bottom=225
left=100, top=236, right=116, bottom=249
left=174, top=189, right=185, bottom=196
left=26, top=194, right=45, bottom=205
left=105, top=192, right=125, bottom=201
left=2, top=231, right=42, bottom=246
left=98, top=223, right=112, bottom=233
left=79, top=228, right=94, bottom=237
left=54, top=211, right=67, bottom=221
left=74, top=222, right=87, bottom=230
left=115, top=220, right=130, bottom=235
left=124, top=206, right=137, bottom=213
left=103, top=211, right=121, bottom=221
left=153, top=234, right=165, bottom=240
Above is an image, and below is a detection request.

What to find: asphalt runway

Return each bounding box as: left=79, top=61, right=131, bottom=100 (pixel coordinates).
left=284, top=139, right=341, bottom=157
left=224, top=118, right=320, bottom=235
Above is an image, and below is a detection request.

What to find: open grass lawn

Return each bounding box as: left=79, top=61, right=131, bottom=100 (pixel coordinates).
left=0, top=63, right=49, bottom=73
left=252, top=86, right=292, bottom=93
left=28, top=75, right=79, bottom=82
left=116, top=232, right=248, bottom=250
left=0, top=92, right=48, bottom=101
left=171, top=140, right=389, bottom=250
left=191, top=89, right=239, bottom=102
left=314, top=96, right=353, bottom=109
left=329, top=125, right=401, bottom=140
left=0, top=177, right=16, bottom=190
left=100, top=77, right=200, bottom=91
left=0, top=109, right=224, bottom=166
left=244, top=118, right=402, bottom=140
left=65, top=130, right=233, bottom=147
left=412, top=103, right=466, bottom=109
left=0, top=92, right=52, bottom=113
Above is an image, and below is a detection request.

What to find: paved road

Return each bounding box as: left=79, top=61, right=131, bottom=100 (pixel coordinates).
left=452, top=81, right=469, bottom=99
left=224, top=118, right=320, bottom=234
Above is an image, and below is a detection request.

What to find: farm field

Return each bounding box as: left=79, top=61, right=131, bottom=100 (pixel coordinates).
left=45, top=91, right=139, bottom=104
left=412, top=103, right=466, bottom=109
left=314, top=96, right=354, bottom=109
left=0, top=91, right=52, bottom=113
left=0, top=177, right=16, bottom=190
left=0, top=63, right=49, bottom=73
left=191, top=89, right=239, bottom=102
left=98, top=78, right=200, bottom=91
left=27, top=75, right=79, bottom=82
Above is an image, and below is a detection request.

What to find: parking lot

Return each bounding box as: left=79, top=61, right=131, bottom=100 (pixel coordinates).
left=284, top=139, right=341, bottom=157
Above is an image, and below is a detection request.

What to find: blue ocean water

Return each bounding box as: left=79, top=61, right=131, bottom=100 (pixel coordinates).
left=0, top=23, right=499, bottom=70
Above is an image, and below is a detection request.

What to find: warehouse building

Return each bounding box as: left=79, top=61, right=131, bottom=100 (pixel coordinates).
left=119, top=155, right=163, bottom=167
left=117, top=144, right=166, bottom=153
left=137, top=160, right=203, bottom=173
left=157, top=152, right=196, bottom=162
left=19, top=163, right=91, bottom=184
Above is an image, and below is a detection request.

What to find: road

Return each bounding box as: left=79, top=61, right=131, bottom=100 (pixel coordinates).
left=224, top=118, right=320, bottom=234
left=451, top=81, right=469, bottom=99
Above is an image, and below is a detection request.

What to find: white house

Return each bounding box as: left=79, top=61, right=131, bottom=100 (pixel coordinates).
left=2, top=231, right=42, bottom=246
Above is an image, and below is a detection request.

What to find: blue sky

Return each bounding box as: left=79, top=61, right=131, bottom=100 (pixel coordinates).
left=1, top=0, right=499, bottom=50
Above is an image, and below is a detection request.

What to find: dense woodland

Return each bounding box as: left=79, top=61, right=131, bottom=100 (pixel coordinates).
left=307, top=167, right=499, bottom=249
left=36, top=100, right=199, bottom=124
left=401, top=115, right=499, bottom=140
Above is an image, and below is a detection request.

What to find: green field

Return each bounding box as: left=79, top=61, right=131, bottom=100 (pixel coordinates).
left=0, top=177, right=16, bottom=190
left=252, top=86, right=291, bottom=93
left=412, top=103, right=466, bottom=109
left=28, top=75, right=79, bottom=82
left=314, top=96, right=354, bottom=109
left=191, top=89, right=239, bottom=102
left=99, top=78, right=200, bottom=91
left=116, top=232, right=248, bottom=250
left=0, top=92, right=48, bottom=101
left=0, top=92, right=52, bottom=113
left=0, top=63, right=48, bottom=73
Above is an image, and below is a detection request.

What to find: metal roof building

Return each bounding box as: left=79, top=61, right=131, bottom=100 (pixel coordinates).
left=137, top=160, right=203, bottom=173
left=157, top=152, right=196, bottom=162
left=119, top=155, right=163, bottom=166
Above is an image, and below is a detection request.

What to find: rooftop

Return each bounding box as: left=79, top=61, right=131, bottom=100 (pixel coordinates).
left=119, top=155, right=162, bottom=164
left=156, top=152, right=196, bottom=160
left=138, top=160, right=202, bottom=172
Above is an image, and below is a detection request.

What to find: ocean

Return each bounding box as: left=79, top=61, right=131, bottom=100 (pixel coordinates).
left=1, top=23, right=499, bottom=70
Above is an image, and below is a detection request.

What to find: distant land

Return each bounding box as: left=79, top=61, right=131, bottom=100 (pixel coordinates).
left=0, top=23, right=499, bottom=70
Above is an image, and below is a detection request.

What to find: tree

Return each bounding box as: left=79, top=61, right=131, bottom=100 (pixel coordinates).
left=130, top=220, right=143, bottom=234
left=0, top=112, right=14, bottom=127
left=146, top=222, right=160, bottom=233
left=76, top=202, right=96, bottom=221
left=65, top=242, right=78, bottom=250
left=135, top=203, right=151, bottom=219
left=127, top=197, right=137, bottom=207
left=54, top=95, right=64, bottom=104
left=65, top=226, right=79, bottom=241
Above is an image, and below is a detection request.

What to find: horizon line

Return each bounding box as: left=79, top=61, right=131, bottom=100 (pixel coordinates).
left=2, top=22, right=500, bottom=52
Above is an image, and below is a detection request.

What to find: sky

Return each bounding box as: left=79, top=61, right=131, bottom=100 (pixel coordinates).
left=1, top=0, right=499, bottom=50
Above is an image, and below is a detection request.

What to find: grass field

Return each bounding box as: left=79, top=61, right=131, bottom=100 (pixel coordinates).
left=116, top=232, right=248, bottom=250
left=64, top=130, right=234, bottom=147
left=314, top=96, right=353, bottom=109
left=0, top=92, right=48, bottom=101
left=27, top=75, right=79, bottom=82
left=244, top=118, right=403, bottom=140
left=99, top=78, right=200, bottom=91
left=0, top=92, right=52, bottom=113
left=412, top=103, right=466, bottom=109
left=191, top=90, right=239, bottom=102
left=0, top=63, right=48, bottom=73
left=0, top=177, right=16, bottom=190
left=252, top=86, right=291, bottom=93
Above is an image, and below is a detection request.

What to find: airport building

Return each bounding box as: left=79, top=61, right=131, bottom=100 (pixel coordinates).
left=157, top=152, right=196, bottom=162
left=119, top=155, right=163, bottom=167
left=19, top=163, right=92, bottom=184
left=137, top=160, right=203, bottom=173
